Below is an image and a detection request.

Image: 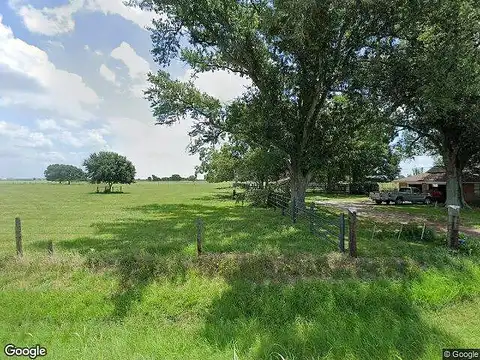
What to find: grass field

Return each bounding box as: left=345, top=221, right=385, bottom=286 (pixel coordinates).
left=0, top=182, right=479, bottom=360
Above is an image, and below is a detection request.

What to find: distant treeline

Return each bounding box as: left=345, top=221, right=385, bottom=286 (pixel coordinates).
left=147, top=174, right=197, bottom=182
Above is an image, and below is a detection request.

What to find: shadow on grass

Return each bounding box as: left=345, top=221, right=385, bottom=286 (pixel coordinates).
left=87, top=192, right=130, bottom=195
left=191, top=193, right=235, bottom=202
left=201, top=278, right=459, bottom=359
left=57, top=203, right=334, bottom=321
left=52, top=200, right=475, bottom=358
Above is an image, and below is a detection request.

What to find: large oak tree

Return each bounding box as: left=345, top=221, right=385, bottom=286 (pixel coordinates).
left=367, top=0, right=480, bottom=207
left=132, top=0, right=397, bottom=208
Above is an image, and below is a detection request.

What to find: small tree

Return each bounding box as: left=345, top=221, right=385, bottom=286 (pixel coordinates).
left=83, top=152, right=136, bottom=192
left=44, top=164, right=86, bottom=184
left=170, top=174, right=183, bottom=181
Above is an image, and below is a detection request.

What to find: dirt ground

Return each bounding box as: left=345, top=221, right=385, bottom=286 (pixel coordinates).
left=314, top=199, right=480, bottom=237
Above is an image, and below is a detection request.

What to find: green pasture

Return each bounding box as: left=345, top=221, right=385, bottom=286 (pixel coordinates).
left=0, top=181, right=479, bottom=359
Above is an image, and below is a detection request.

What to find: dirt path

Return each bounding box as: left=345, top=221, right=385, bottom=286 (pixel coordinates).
left=314, top=200, right=480, bottom=237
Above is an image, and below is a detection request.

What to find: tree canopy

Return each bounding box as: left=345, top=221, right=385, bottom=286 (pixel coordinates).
left=367, top=0, right=480, bottom=206
left=44, top=164, right=86, bottom=184
left=83, top=152, right=136, bottom=192
left=197, top=141, right=287, bottom=187
left=132, top=0, right=399, bottom=208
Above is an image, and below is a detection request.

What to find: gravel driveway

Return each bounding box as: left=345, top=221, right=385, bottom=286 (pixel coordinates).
left=314, top=199, right=480, bottom=237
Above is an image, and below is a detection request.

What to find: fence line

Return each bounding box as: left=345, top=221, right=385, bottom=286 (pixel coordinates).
left=266, top=191, right=354, bottom=256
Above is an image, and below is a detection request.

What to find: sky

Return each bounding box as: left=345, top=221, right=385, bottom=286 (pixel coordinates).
left=0, top=0, right=431, bottom=179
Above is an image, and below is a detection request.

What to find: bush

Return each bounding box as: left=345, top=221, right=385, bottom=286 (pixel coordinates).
left=349, top=182, right=379, bottom=195
left=245, top=189, right=271, bottom=207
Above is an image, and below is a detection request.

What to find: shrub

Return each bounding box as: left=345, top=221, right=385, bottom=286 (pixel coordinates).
left=245, top=188, right=271, bottom=207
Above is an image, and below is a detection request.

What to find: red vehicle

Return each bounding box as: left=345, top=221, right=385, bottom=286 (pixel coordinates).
left=430, top=189, right=444, bottom=203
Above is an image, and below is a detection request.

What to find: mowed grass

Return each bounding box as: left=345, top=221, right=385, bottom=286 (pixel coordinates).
left=0, top=181, right=479, bottom=360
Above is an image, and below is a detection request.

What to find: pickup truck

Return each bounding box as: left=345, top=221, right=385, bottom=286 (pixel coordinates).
left=369, top=187, right=433, bottom=205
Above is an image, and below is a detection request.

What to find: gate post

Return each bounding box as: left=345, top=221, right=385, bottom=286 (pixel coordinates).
left=339, top=213, right=345, bottom=253
left=348, top=208, right=357, bottom=258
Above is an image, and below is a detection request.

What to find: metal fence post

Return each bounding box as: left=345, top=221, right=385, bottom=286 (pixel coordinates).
left=339, top=213, right=345, bottom=253
left=196, top=218, right=203, bottom=256
left=348, top=208, right=357, bottom=258
left=309, top=203, right=315, bottom=234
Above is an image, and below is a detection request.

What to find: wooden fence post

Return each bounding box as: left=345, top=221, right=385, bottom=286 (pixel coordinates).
left=339, top=213, right=345, bottom=253
left=348, top=208, right=357, bottom=258
left=196, top=218, right=203, bottom=256
left=447, top=205, right=460, bottom=249
left=291, top=198, right=297, bottom=224
left=15, top=217, right=23, bottom=257
left=47, top=240, right=54, bottom=256
left=309, top=203, right=315, bottom=234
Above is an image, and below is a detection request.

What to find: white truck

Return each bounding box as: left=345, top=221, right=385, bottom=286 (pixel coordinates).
left=369, top=187, right=433, bottom=205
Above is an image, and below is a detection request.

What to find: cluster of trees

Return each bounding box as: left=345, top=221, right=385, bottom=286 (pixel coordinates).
left=147, top=174, right=197, bottom=181
left=44, top=164, right=86, bottom=184
left=195, top=141, right=287, bottom=189
left=45, top=152, right=136, bottom=193
left=134, top=0, right=480, bottom=208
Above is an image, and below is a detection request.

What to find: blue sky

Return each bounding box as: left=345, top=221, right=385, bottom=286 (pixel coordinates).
left=0, top=0, right=431, bottom=179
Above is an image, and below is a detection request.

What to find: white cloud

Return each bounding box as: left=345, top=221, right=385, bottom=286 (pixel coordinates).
left=34, top=119, right=110, bottom=149
left=110, top=41, right=151, bottom=97
left=181, top=69, right=251, bottom=103
left=62, top=119, right=85, bottom=128
left=111, top=42, right=150, bottom=81
left=99, top=64, right=117, bottom=84
left=9, top=0, right=158, bottom=36
left=84, top=0, right=157, bottom=29
left=105, top=117, right=199, bottom=178
left=94, top=50, right=103, bottom=56
left=36, top=118, right=61, bottom=131
left=0, top=15, right=101, bottom=120
left=14, top=0, right=84, bottom=36
left=84, top=44, right=90, bottom=51
left=0, top=121, right=53, bottom=148
left=46, top=40, right=65, bottom=49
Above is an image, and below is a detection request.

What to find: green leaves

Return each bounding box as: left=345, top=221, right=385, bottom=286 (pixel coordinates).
left=83, top=152, right=136, bottom=187
left=197, top=142, right=287, bottom=185
left=44, top=164, right=86, bottom=183
left=138, top=0, right=420, bottom=206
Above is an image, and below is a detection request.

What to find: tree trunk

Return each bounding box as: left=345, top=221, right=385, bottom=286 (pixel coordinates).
left=290, top=167, right=311, bottom=210
left=106, top=183, right=113, bottom=193
left=444, top=149, right=467, bottom=207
